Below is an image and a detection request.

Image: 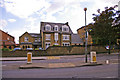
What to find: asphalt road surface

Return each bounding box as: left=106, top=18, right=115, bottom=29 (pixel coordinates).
left=2, top=54, right=120, bottom=78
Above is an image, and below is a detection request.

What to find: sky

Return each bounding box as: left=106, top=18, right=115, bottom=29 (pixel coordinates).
left=0, top=0, right=119, bottom=44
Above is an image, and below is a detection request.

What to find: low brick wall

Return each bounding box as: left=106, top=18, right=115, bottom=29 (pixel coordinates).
left=2, top=46, right=119, bottom=57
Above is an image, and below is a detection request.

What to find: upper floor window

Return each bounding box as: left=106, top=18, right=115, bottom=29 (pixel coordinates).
left=7, top=37, right=10, bottom=40
left=45, top=34, right=51, bottom=40
left=54, top=25, right=58, bottom=31
left=24, top=37, right=28, bottom=42
left=45, top=24, right=51, bottom=31
left=38, top=38, right=41, bottom=42
left=35, top=38, right=38, bottom=42
left=54, top=33, right=58, bottom=41
left=62, top=25, right=69, bottom=32
left=63, top=35, right=70, bottom=40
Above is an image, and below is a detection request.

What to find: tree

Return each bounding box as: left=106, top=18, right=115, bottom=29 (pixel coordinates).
left=89, top=5, right=120, bottom=54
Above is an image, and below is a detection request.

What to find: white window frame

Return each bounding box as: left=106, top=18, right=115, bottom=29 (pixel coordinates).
left=54, top=33, right=58, bottom=41
left=63, top=35, right=70, bottom=40
left=62, top=25, right=69, bottom=32
left=45, top=34, right=51, bottom=40
left=38, top=38, right=41, bottom=42
left=24, top=37, right=28, bottom=42
left=45, top=24, right=51, bottom=31
left=54, top=25, right=58, bottom=31
left=35, top=38, right=38, bottom=42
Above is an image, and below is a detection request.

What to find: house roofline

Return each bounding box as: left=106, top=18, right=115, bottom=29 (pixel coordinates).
left=0, top=29, right=15, bottom=39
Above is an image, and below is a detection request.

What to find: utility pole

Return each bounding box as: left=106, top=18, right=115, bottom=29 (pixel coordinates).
left=84, top=7, right=88, bottom=63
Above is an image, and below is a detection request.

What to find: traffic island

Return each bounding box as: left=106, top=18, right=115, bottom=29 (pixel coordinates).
left=81, top=62, right=103, bottom=66
left=19, top=62, right=103, bottom=69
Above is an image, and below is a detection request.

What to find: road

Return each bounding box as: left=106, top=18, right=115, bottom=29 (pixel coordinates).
left=2, top=54, right=120, bottom=78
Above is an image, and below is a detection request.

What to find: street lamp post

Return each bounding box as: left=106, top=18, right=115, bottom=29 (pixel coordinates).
left=84, top=7, right=88, bottom=63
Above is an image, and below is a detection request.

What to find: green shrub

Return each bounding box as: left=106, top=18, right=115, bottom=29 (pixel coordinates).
left=2, top=48, right=10, bottom=51
left=53, top=45, right=60, bottom=47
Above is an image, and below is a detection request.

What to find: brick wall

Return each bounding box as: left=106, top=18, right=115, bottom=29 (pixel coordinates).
left=2, top=46, right=118, bottom=57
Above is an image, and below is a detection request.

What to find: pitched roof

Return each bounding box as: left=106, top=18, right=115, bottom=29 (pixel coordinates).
left=0, top=29, right=14, bottom=38
left=1, top=41, right=15, bottom=45
left=77, top=26, right=88, bottom=31
left=29, top=33, right=40, bottom=38
left=40, top=22, right=73, bottom=34
left=19, top=32, right=40, bottom=38
left=71, top=34, right=83, bottom=44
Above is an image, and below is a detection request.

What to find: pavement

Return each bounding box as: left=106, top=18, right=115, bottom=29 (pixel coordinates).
left=1, top=55, right=85, bottom=61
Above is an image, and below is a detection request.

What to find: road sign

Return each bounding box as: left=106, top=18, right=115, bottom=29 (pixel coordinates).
left=27, top=52, right=32, bottom=64
left=90, top=51, right=96, bottom=63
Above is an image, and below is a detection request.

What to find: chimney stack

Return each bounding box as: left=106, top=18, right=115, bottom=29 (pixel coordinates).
left=65, top=22, right=69, bottom=26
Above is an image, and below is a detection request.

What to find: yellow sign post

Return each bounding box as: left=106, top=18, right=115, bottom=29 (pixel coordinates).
left=27, top=52, right=32, bottom=64
left=90, top=51, right=96, bottom=63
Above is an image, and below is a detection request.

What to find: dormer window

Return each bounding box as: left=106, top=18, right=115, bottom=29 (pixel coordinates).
left=62, top=25, right=69, bottom=32
left=54, top=25, right=58, bottom=31
left=45, top=24, right=51, bottom=31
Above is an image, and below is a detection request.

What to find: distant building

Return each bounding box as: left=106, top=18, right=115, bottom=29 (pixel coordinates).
left=71, top=34, right=83, bottom=45
left=40, top=22, right=73, bottom=49
left=19, top=32, right=41, bottom=50
left=0, top=30, right=15, bottom=49
left=77, top=26, right=92, bottom=45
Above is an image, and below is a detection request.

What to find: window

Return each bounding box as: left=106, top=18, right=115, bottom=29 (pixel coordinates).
left=62, top=25, right=69, bottom=32
left=63, top=35, right=69, bottom=40
left=24, top=37, right=28, bottom=42
left=63, top=42, right=70, bottom=46
left=23, top=46, right=25, bottom=49
left=45, top=24, right=51, bottom=31
left=35, top=38, right=38, bottom=42
left=54, top=33, right=58, bottom=41
left=45, top=34, right=51, bottom=40
left=38, top=38, right=41, bottom=42
left=54, top=25, right=58, bottom=31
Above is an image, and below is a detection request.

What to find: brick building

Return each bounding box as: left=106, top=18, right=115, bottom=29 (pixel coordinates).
left=40, top=22, right=73, bottom=50
left=77, top=26, right=92, bottom=45
left=0, top=30, right=15, bottom=49
left=19, top=32, right=41, bottom=50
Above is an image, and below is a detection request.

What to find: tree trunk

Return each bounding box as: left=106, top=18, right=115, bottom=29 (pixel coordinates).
left=108, top=40, right=111, bottom=54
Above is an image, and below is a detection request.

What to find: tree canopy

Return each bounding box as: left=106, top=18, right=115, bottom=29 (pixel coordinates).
left=89, top=5, right=120, bottom=46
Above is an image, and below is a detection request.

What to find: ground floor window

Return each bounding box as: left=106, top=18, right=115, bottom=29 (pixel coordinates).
left=22, top=45, right=31, bottom=49
left=4, top=46, right=6, bottom=48
left=9, top=46, right=11, bottom=49
left=62, top=42, right=70, bottom=46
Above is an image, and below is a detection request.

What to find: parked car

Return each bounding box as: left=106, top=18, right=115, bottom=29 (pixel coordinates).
left=105, top=45, right=120, bottom=50
left=26, top=48, right=33, bottom=50
left=105, top=46, right=109, bottom=50
left=13, top=48, right=22, bottom=51
left=39, top=47, right=43, bottom=50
